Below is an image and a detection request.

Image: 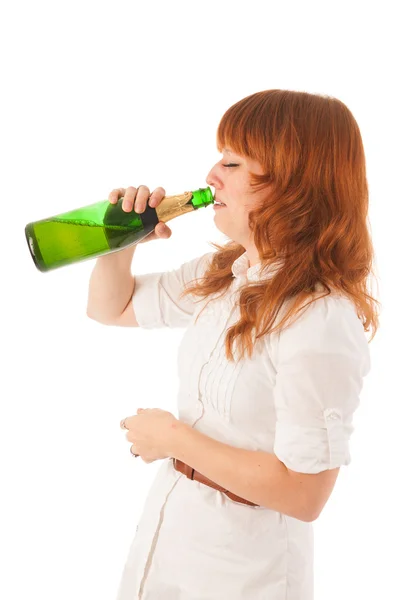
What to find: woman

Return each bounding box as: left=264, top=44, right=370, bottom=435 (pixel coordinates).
left=87, top=89, right=380, bottom=599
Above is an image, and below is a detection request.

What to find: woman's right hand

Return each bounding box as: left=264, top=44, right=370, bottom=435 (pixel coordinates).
left=108, top=185, right=172, bottom=244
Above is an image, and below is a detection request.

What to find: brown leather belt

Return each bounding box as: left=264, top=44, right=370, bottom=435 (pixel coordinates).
left=173, top=458, right=259, bottom=507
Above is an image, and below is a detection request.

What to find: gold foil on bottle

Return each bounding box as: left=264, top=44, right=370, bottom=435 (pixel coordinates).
left=155, top=191, right=194, bottom=223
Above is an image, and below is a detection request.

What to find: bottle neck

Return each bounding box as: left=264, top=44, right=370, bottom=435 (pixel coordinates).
left=154, top=191, right=195, bottom=223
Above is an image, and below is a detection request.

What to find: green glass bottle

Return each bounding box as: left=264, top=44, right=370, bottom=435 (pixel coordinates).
left=25, top=187, right=214, bottom=272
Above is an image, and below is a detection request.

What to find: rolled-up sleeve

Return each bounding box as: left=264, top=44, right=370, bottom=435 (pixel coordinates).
left=132, top=251, right=215, bottom=329
left=272, top=295, right=371, bottom=474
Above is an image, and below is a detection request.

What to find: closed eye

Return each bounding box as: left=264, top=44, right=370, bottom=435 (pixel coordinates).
left=222, top=163, right=239, bottom=167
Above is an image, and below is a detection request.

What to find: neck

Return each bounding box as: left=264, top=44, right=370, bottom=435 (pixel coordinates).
left=245, top=249, right=260, bottom=268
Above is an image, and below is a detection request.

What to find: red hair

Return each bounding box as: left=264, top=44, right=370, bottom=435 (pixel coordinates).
left=180, top=89, right=381, bottom=362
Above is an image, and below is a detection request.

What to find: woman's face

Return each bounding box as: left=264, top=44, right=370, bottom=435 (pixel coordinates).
left=206, top=148, right=266, bottom=263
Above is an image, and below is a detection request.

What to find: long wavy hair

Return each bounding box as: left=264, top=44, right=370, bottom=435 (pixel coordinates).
left=180, top=89, right=381, bottom=362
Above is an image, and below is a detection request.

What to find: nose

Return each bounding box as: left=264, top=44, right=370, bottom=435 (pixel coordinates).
left=206, top=164, right=222, bottom=189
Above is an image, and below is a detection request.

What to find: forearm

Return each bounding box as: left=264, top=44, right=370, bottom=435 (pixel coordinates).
left=86, top=246, right=136, bottom=321
left=170, top=423, right=310, bottom=521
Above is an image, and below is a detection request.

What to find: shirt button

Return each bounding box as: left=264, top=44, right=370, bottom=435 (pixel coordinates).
left=326, top=410, right=341, bottom=420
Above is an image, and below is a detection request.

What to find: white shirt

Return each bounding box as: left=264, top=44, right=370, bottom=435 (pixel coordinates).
left=115, top=250, right=371, bottom=600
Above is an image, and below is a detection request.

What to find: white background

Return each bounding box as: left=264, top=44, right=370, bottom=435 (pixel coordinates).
left=1, top=1, right=398, bottom=599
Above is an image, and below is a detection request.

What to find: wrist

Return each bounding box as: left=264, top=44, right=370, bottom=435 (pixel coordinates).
left=167, top=419, right=192, bottom=459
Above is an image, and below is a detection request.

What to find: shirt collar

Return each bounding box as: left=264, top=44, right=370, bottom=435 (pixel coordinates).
left=231, top=251, right=285, bottom=282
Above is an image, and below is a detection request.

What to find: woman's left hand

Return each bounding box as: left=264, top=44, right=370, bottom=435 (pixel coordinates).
left=120, top=408, right=181, bottom=463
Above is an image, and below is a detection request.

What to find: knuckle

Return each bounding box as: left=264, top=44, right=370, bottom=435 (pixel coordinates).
left=136, top=185, right=148, bottom=196
left=138, top=186, right=150, bottom=200
left=125, top=186, right=136, bottom=198
left=136, top=186, right=151, bottom=211
left=149, top=188, right=166, bottom=207
left=111, top=188, right=128, bottom=205
left=154, top=186, right=166, bottom=198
